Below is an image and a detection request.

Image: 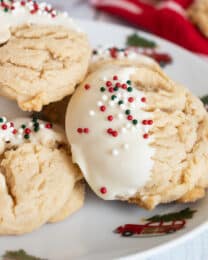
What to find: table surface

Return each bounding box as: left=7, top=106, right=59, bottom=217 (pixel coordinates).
left=47, top=1, right=208, bottom=259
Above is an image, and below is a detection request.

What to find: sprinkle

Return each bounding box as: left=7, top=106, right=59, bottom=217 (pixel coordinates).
left=107, top=128, right=113, bottom=134
left=112, top=149, right=119, bottom=156
left=12, top=129, right=17, bottom=135
left=127, top=115, right=133, bottom=121
left=127, top=87, right=133, bottom=92
left=106, top=81, right=112, bottom=87
left=84, top=128, right=89, bottom=133
left=39, top=124, right=44, bottom=129
left=111, top=95, right=117, bottom=100
left=24, top=128, right=31, bottom=134
left=24, top=134, right=30, bottom=139
left=17, top=134, right=22, bottom=139
left=108, top=87, right=114, bottom=93
left=97, top=101, right=103, bottom=107
left=132, top=119, right=138, bottom=125
left=113, top=75, right=118, bottom=80
left=0, top=118, right=3, bottom=123
left=118, top=100, right=123, bottom=105
left=125, top=109, right=131, bottom=115
left=21, top=124, right=26, bottom=129
left=148, top=120, right=153, bottom=125
left=121, top=84, right=127, bottom=89
left=10, top=122, right=14, bottom=127
left=100, top=187, right=107, bottom=194
left=107, top=115, right=113, bottom=121
left=118, top=113, right=124, bottom=119
left=112, top=131, right=118, bottom=137
left=89, top=110, right=95, bottom=116
left=2, top=124, right=7, bottom=130
left=126, top=80, right=131, bottom=85
left=100, top=105, right=106, bottom=112
left=20, top=1, right=26, bottom=6
left=45, top=123, right=52, bottom=129
left=143, top=133, right=149, bottom=139
left=126, top=123, right=131, bottom=129
left=142, top=120, right=148, bottom=125
left=109, top=101, right=115, bottom=107
left=77, top=128, right=83, bottom=134
left=109, top=47, right=118, bottom=58
left=115, top=82, right=121, bottom=88
left=128, top=97, right=134, bottom=103
left=141, top=97, right=146, bottom=102
left=120, top=104, right=126, bottom=110
left=84, top=84, right=91, bottom=90
left=114, top=87, right=119, bottom=91
left=34, top=126, right=39, bottom=132
left=18, top=128, right=23, bottom=134
left=121, top=127, right=127, bottom=133
left=102, top=94, right=108, bottom=101
left=123, top=144, right=129, bottom=150
left=100, top=87, right=106, bottom=92
left=130, top=103, right=136, bottom=109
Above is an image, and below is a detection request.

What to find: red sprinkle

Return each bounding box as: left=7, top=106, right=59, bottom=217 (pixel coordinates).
left=127, top=115, right=133, bottom=121
left=115, top=82, right=121, bottom=88
left=10, top=122, right=14, bottom=127
left=45, top=123, right=52, bottom=129
left=110, top=48, right=118, bottom=58
left=2, top=124, right=7, bottom=130
left=84, top=128, right=89, bottom=133
left=141, top=97, right=146, bottom=103
left=11, top=6, right=15, bottom=10
left=148, top=120, right=153, bottom=125
left=100, top=187, right=107, bottom=194
left=20, top=1, right=26, bottom=5
left=113, top=75, right=118, bottom=81
left=122, top=84, right=127, bottom=89
left=84, top=84, right=91, bottom=90
left=106, top=81, right=112, bottom=87
left=12, top=129, right=17, bottom=135
left=77, top=128, right=83, bottom=134
left=107, top=115, right=113, bottom=121
left=107, top=128, right=113, bottom=134
left=143, top=133, right=149, bottom=139
left=25, top=128, right=31, bottom=134
left=100, top=105, right=106, bottom=112
left=142, top=120, right=148, bottom=125
left=108, top=87, right=114, bottom=93
left=128, top=97, right=134, bottom=103
left=112, top=131, right=118, bottom=137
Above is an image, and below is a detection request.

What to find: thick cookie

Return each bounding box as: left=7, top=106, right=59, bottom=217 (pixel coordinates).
left=0, top=117, right=83, bottom=235
left=66, top=63, right=208, bottom=210
left=0, top=1, right=91, bottom=111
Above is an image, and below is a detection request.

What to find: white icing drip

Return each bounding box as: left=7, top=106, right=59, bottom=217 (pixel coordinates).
left=0, top=0, right=80, bottom=44
left=66, top=65, right=155, bottom=200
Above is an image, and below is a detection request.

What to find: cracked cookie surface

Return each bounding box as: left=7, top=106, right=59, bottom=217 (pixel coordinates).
left=0, top=24, right=91, bottom=111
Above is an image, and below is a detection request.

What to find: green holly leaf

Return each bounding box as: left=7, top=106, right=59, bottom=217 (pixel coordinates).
left=3, top=249, right=45, bottom=260
left=201, top=95, right=208, bottom=106
left=126, top=33, right=157, bottom=48
left=146, top=208, right=197, bottom=222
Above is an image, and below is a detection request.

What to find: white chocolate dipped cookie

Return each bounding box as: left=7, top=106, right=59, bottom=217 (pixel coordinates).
left=66, top=63, right=208, bottom=209
left=0, top=0, right=91, bottom=112
left=0, top=116, right=83, bottom=235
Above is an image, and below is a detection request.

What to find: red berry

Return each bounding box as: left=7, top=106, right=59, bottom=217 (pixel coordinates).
left=115, top=82, right=121, bottom=88
left=106, top=81, right=112, bottom=87
left=107, top=115, right=113, bottom=121
left=148, top=120, right=153, bottom=125
left=107, top=128, right=113, bottom=134
left=100, top=187, right=107, bottom=194
left=128, top=97, right=134, bottom=103
left=141, top=97, right=146, bottom=102
left=113, top=75, right=118, bottom=80
left=25, top=128, right=31, bottom=134
left=2, top=124, right=7, bottom=130
left=127, top=115, right=133, bottom=121
left=108, top=87, right=114, bottom=93
left=77, top=128, right=83, bottom=134
left=12, top=129, right=17, bottom=135
left=84, top=128, right=89, bottom=133
left=122, top=84, right=127, bottom=89
left=45, top=123, right=52, bottom=129
left=84, top=84, right=90, bottom=90
left=100, top=105, right=106, bottom=112
left=142, top=120, right=148, bottom=125
left=143, top=133, right=149, bottom=139
left=112, top=131, right=118, bottom=137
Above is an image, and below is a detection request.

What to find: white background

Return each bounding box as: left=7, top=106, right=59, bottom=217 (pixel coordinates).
left=47, top=1, right=208, bottom=259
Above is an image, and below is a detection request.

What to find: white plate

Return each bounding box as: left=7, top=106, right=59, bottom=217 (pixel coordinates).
left=0, top=20, right=208, bottom=260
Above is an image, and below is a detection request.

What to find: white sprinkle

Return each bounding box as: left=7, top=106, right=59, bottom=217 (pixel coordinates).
left=102, top=95, right=108, bottom=101
left=112, top=149, right=119, bottom=156
left=126, top=123, right=131, bottom=129
left=123, top=144, right=129, bottom=150
left=130, top=103, right=136, bottom=109
left=17, top=134, right=22, bottom=139
left=131, top=126, right=136, bottom=132
left=121, top=127, right=127, bottom=133
left=39, top=124, right=44, bottom=129
left=109, top=101, right=115, bottom=107
left=97, top=101, right=103, bottom=107
left=89, top=110, right=95, bottom=116
left=118, top=113, right=124, bottom=119
left=18, top=128, right=23, bottom=134
left=28, top=122, right=33, bottom=127
left=120, top=104, right=126, bottom=110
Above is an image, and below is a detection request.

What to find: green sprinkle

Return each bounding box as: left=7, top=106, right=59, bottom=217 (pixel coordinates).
left=24, top=134, right=30, bottom=139
left=127, top=87, right=133, bottom=92
left=32, top=117, right=38, bottom=122
left=126, top=80, right=131, bottom=85
left=100, top=87, right=106, bottom=92
left=111, top=95, right=117, bottom=100
left=125, top=109, right=131, bottom=115
left=126, top=33, right=157, bottom=48
left=114, top=87, right=119, bottom=91
left=21, top=124, right=26, bottom=129
left=118, top=100, right=123, bottom=105
left=0, top=118, right=3, bottom=123
left=34, top=126, right=39, bottom=132
left=132, top=119, right=138, bottom=125
left=4, top=7, right=8, bottom=12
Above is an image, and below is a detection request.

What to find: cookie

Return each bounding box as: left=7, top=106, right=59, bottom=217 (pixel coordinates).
left=0, top=0, right=91, bottom=111
left=187, top=0, right=208, bottom=38
left=0, top=117, right=83, bottom=235
left=66, top=63, right=208, bottom=210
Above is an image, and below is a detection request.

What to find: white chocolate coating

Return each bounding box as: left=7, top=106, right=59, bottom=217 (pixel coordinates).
left=66, top=65, right=155, bottom=200
left=0, top=0, right=80, bottom=44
